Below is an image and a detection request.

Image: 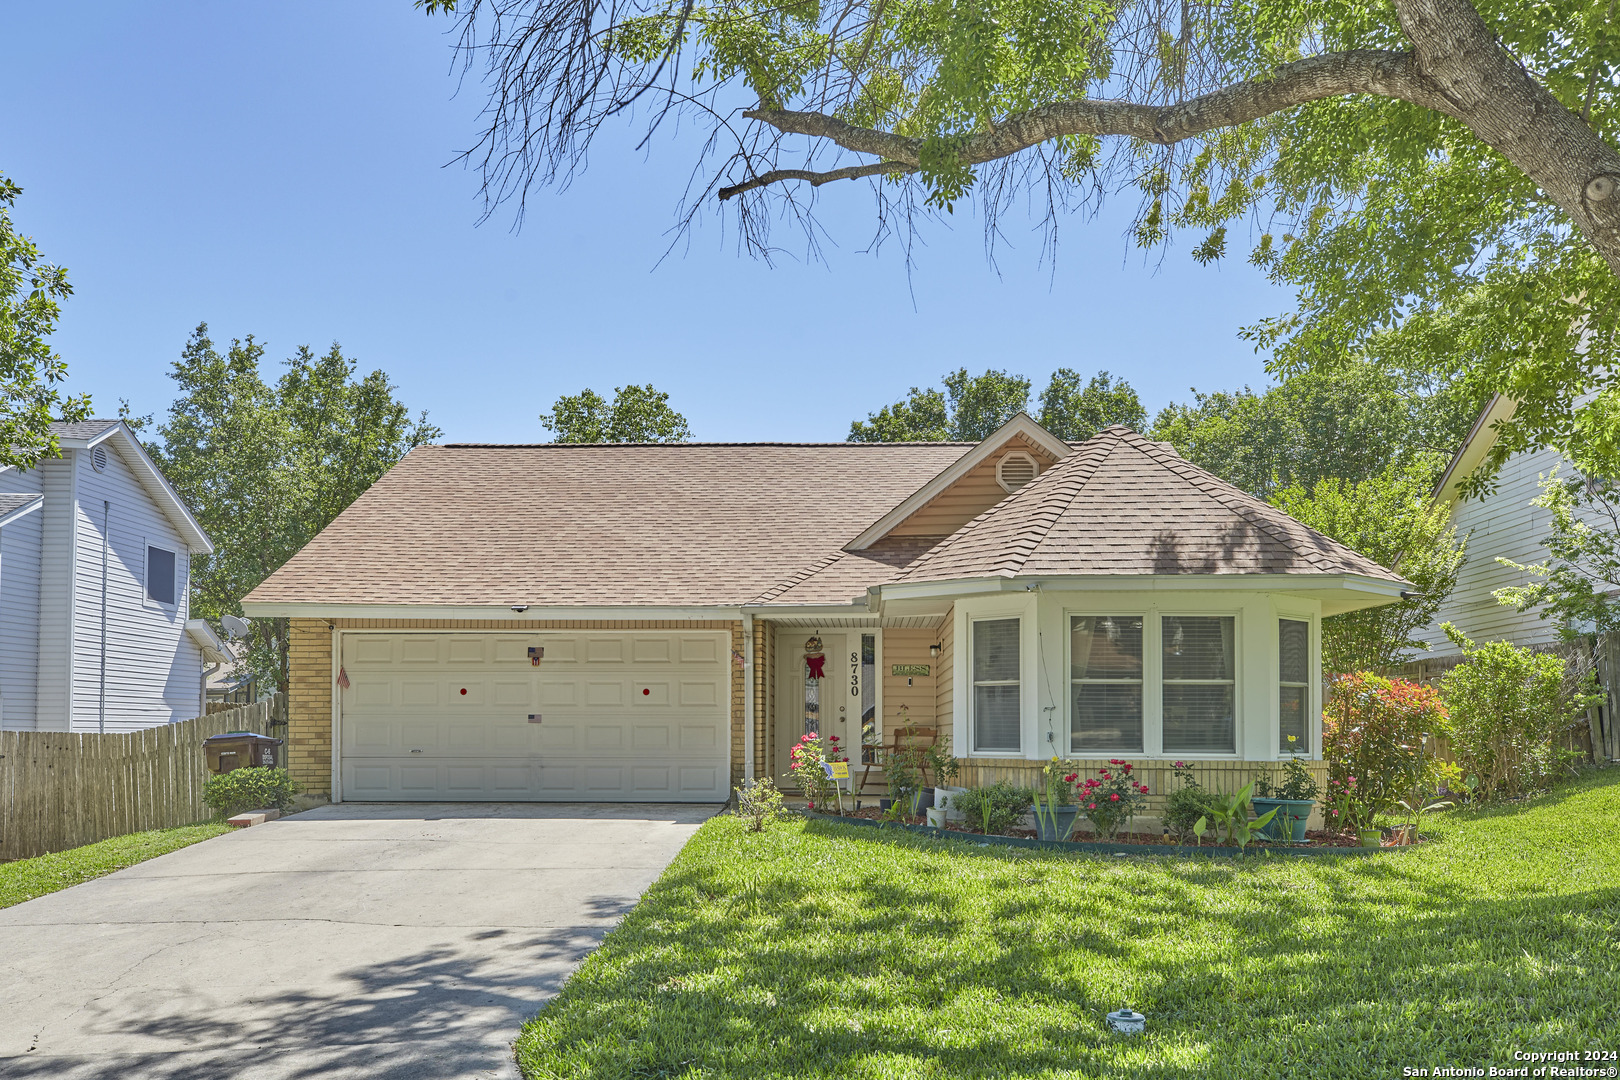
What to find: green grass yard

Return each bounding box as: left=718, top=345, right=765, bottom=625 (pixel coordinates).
left=516, top=768, right=1620, bottom=1079
left=0, top=823, right=229, bottom=910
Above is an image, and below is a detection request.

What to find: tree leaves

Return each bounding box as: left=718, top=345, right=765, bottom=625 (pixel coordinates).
left=540, top=384, right=694, bottom=442
left=0, top=173, right=91, bottom=468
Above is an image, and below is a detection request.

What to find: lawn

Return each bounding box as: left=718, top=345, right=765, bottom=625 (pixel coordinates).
left=0, top=823, right=230, bottom=910
left=515, top=768, right=1620, bottom=1079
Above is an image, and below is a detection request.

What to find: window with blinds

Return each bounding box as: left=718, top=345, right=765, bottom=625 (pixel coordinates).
left=1162, top=615, right=1236, bottom=753
left=1279, top=619, right=1310, bottom=753
left=972, top=618, right=1021, bottom=752
left=1070, top=615, right=1144, bottom=752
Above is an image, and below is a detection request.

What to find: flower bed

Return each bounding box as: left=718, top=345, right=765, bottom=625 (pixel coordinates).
left=796, top=809, right=1402, bottom=856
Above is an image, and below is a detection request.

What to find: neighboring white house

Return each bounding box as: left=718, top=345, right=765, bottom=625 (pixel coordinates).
left=1415, top=395, right=1591, bottom=657
left=0, top=420, right=223, bottom=732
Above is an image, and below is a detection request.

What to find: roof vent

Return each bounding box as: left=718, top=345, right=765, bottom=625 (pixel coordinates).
left=91, top=446, right=108, bottom=472
left=996, top=450, right=1039, bottom=493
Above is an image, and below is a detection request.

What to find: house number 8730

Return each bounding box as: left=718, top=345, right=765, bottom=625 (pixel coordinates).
left=850, top=651, right=860, bottom=697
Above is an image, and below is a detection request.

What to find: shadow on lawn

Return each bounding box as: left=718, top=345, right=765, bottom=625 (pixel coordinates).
left=517, top=825, right=1620, bottom=1078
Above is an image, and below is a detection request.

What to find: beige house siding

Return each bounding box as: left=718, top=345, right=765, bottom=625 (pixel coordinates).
left=285, top=617, right=743, bottom=801
left=882, top=629, right=938, bottom=735
left=887, top=434, right=1061, bottom=537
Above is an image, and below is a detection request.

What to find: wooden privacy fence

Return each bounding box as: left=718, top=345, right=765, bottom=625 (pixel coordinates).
left=0, top=695, right=282, bottom=863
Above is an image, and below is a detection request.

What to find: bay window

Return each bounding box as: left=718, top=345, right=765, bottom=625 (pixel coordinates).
left=1161, top=615, right=1236, bottom=753
left=972, top=618, right=1021, bottom=753
left=1070, top=615, right=1143, bottom=752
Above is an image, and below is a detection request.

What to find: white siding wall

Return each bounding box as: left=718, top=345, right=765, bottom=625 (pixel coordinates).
left=0, top=467, right=44, bottom=730
left=1414, top=445, right=1575, bottom=658
left=36, top=455, right=76, bottom=731
left=69, top=443, right=203, bottom=731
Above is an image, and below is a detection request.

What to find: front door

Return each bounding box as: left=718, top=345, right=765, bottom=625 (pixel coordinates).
left=774, top=631, right=879, bottom=792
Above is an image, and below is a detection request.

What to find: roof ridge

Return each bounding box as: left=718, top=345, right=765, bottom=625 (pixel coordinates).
left=1121, top=430, right=1339, bottom=573
left=437, top=441, right=987, bottom=449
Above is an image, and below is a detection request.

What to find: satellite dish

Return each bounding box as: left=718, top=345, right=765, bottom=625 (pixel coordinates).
left=221, top=615, right=252, bottom=641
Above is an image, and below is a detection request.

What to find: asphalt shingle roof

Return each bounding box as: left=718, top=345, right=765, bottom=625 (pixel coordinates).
left=47, top=419, right=122, bottom=440
left=245, top=443, right=975, bottom=607
left=897, top=426, right=1406, bottom=584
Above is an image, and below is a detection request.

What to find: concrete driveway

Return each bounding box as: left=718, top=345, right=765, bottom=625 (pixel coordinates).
left=0, top=802, right=716, bottom=1079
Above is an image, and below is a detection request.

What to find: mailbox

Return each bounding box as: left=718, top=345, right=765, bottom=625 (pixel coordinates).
left=203, top=731, right=283, bottom=774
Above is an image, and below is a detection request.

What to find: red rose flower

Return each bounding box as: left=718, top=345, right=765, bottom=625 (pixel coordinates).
left=1109, top=793, right=1120, bottom=801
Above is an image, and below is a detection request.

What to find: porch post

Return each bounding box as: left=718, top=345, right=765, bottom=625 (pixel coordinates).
left=743, top=612, right=755, bottom=780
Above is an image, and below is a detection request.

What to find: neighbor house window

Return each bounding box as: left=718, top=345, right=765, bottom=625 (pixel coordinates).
left=1279, top=619, right=1310, bottom=754
left=146, top=545, right=176, bottom=606
left=1161, top=615, right=1236, bottom=753
left=1070, top=615, right=1143, bottom=752
left=972, top=618, right=1021, bottom=752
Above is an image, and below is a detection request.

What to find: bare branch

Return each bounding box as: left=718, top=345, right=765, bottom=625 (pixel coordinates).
left=717, top=161, right=915, bottom=201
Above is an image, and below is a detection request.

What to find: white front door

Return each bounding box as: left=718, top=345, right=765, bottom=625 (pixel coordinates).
left=339, top=631, right=730, bottom=802
left=774, top=631, right=879, bottom=789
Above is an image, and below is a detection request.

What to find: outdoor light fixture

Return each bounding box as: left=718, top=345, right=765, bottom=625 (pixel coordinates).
left=929, top=643, right=941, bottom=658
left=511, top=604, right=530, bottom=613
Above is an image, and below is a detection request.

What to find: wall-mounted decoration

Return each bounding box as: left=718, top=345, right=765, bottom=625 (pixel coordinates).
left=891, top=664, right=930, bottom=677
left=528, top=646, right=544, bottom=667
left=336, top=666, right=350, bottom=690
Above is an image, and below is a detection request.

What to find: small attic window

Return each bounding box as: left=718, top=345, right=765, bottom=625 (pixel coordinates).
left=996, top=450, right=1040, bottom=493
left=92, top=446, right=108, bottom=472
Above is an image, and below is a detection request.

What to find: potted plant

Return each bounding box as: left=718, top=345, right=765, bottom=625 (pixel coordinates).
left=1075, top=759, right=1150, bottom=841
left=1031, top=758, right=1079, bottom=841
left=1253, top=750, right=1320, bottom=843
left=927, top=737, right=966, bottom=819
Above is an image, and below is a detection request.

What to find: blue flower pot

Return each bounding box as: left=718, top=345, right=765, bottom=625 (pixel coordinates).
left=1253, top=798, right=1314, bottom=842
left=1034, top=804, right=1079, bottom=841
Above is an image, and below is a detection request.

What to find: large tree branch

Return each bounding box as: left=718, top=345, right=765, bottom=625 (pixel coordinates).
left=717, top=160, right=915, bottom=201
left=744, top=50, right=1445, bottom=169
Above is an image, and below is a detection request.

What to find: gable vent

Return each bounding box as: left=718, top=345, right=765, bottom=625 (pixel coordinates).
left=996, top=450, right=1039, bottom=493
left=91, top=446, right=108, bottom=472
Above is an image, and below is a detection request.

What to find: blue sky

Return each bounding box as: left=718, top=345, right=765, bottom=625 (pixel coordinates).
left=4, top=2, right=1295, bottom=444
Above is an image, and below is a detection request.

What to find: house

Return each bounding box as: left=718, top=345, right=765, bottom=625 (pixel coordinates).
left=240, top=416, right=1407, bottom=811
left=0, top=420, right=222, bottom=732
left=1415, top=395, right=1584, bottom=657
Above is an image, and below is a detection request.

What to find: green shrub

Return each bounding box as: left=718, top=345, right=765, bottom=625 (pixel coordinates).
left=1439, top=625, right=1601, bottom=799
left=956, top=780, right=1034, bottom=835
left=203, top=767, right=298, bottom=818
left=1162, top=771, right=1221, bottom=843
left=734, top=777, right=786, bottom=832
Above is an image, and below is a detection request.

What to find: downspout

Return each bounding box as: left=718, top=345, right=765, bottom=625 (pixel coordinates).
left=98, top=500, right=109, bottom=735
left=742, top=612, right=755, bottom=781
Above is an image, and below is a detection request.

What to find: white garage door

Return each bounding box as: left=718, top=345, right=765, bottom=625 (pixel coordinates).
left=338, top=631, right=730, bottom=801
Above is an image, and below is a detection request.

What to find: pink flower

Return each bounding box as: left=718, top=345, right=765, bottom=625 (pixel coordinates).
left=1122, top=763, right=1132, bottom=772
left=1088, top=803, right=1096, bottom=809
left=1110, top=793, right=1120, bottom=802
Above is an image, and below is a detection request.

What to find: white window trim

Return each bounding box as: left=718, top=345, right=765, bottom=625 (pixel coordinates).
left=1158, top=610, right=1242, bottom=759
left=1064, top=609, right=1150, bottom=757
left=143, top=541, right=181, bottom=612
left=953, top=593, right=1038, bottom=757
left=1277, top=615, right=1313, bottom=757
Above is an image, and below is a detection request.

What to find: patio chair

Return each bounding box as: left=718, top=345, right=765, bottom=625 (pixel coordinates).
left=854, top=725, right=937, bottom=806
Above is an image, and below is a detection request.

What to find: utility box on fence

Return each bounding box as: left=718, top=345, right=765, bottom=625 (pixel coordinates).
left=203, top=732, right=282, bottom=774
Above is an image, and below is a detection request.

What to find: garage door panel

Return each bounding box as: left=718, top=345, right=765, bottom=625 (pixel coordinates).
left=340, top=631, right=728, bottom=801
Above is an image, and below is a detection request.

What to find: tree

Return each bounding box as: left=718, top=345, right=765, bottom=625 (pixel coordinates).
left=0, top=174, right=90, bottom=467
left=420, top=0, right=1620, bottom=483
left=1271, top=459, right=1467, bottom=676
left=850, top=368, right=1030, bottom=441
left=540, top=384, right=692, bottom=442
left=153, top=324, right=440, bottom=694
left=1150, top=362, right=1479, bottom=499
left=1036, top=369, right=1145, bottom=441
left=1494, top=469, right=1620, bottom=637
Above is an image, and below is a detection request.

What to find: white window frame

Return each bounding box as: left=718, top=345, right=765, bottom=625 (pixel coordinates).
left=1277, top=616, right=1313, bottom=756
left=144, top=541, right=180, bottom=611
left=953, top=594, right=1037, bottom=758
left=1065, top=611, right=1149, bottom=755
left=1158, top=610, right=1242, bottom=758
left=969, top=616, right=1023, bottom=755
